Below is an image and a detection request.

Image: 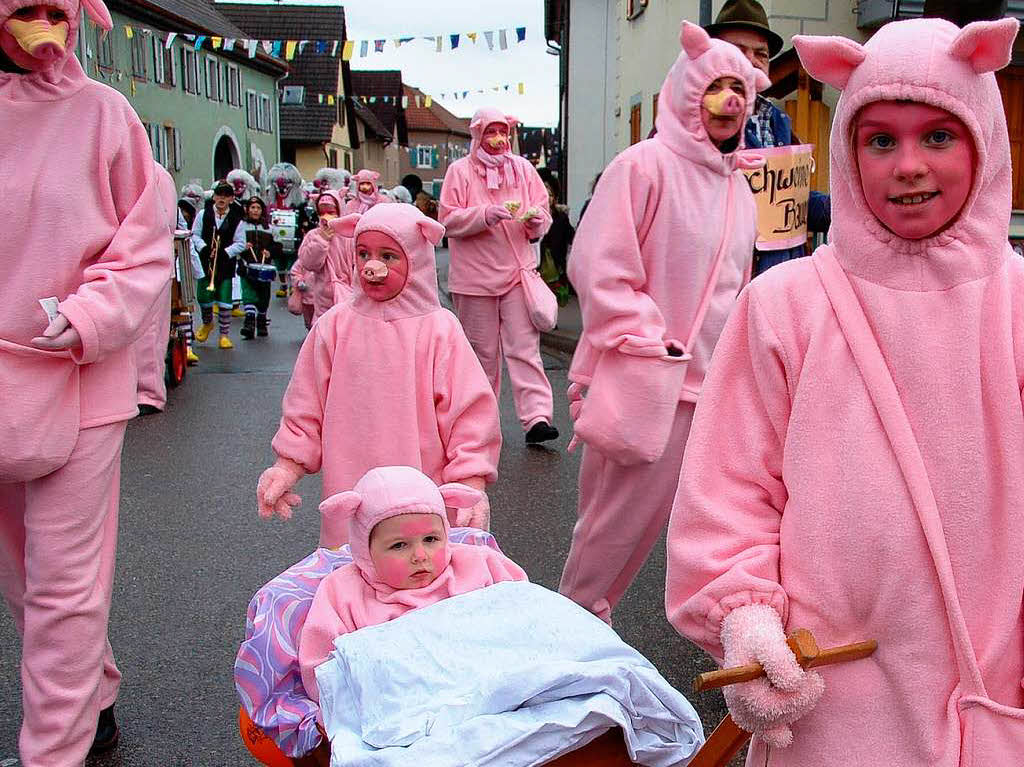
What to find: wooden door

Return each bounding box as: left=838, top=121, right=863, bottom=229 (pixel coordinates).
left=629, top=103, right=642, bottom=146
left=997, top=67, right=1024, bottom=211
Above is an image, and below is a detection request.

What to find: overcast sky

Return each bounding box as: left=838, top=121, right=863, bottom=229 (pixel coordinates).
left=217, top=1, right=559, bottom=126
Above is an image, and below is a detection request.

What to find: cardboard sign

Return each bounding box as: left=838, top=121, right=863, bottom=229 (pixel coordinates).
left=740, top=144, right=815, bottom=251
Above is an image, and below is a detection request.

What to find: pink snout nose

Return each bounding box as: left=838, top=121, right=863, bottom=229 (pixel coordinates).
left=721, top=95, right=743, bottom=115
left=362, top=260, right=388, bottom=283
left=31, top=40, right=63, bottom=61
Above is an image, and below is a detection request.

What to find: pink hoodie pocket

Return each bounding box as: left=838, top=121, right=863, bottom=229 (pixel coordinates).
left=0, top=339, right=81, bottom=482
left=571, top=340, right=689, bottom=465
left=959, top=695, right=1024, bottom=767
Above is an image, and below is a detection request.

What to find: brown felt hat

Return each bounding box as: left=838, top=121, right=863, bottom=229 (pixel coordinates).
left=705, top=0, right=785, bottom=58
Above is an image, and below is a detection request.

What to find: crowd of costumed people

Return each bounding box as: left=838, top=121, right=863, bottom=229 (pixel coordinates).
left=2, top=0, right=1023, bottom=764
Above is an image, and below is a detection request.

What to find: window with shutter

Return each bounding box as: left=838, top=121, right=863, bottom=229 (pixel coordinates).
left=152, top=37, right=165, bottom=84
left=431, top=147, right=439, bottom=168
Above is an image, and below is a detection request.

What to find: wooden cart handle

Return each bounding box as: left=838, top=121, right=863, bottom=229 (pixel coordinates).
left=694, top=635, right=877, bottom=693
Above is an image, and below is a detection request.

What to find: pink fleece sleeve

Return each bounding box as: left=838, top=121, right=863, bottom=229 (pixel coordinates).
left=298, top=228, right=330, bottom=272
left=298, top=573, right=352, bottom=702
left=665, top=287, right=790, bottom=660
left=439, top=164, right=491, bottom=238
left=565, top=157, right=668, bottom=351
left=270, top=321, right=335, bottom=473
left=58, top=120, right=172, bottom=365
left=434, top=317, right=502, bottom=484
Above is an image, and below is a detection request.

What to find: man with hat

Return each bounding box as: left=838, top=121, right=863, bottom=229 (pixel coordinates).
left=191, top=180, right=248, bottom=349
left=706, top=0, right=831, bottom=275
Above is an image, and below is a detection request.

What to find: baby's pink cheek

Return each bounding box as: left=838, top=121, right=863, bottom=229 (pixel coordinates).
left=430, top=548, right=446, bottom=571
left=378, top=556, right=412, bottom=584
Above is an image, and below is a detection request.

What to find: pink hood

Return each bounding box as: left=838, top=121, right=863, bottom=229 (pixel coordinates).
left=315, top=189, right=344, bottom=218
left=332, top=203, right=446, bottom=321
left=467, top=107, right=525, bottom=190
left=318, top=466, right=480, bottom=593
left=794, top=17, right=1019, bottom=291
left=653, top=21, right=770, bottom=172
left=0, top=0, right=110, bottom=98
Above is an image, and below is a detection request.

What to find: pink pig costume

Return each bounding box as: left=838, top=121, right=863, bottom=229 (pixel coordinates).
left=344, top=169, right=390, bottom=215
left=297, top=189, right=354, bottom=320
left=439, top=107, right=556, bottom=432
left=270, top=205, right=502, bottom=546
left=298, top=466, right=527, bottom=702
left=559, top=23, right=767, bottom=621
left=666, top=18, right=1024, bottom=766
left=0, top=0, right=171, bottom=763
left=132, top=162, right=178, bottom=412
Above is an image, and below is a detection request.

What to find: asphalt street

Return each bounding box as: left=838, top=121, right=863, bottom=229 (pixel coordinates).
left=0, top=288, right=733, bottom=765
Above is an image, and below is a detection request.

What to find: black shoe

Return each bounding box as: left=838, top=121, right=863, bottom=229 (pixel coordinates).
left=89, top=704, right=119, bottom=755
left=240, top=314, right=256, bottom=340
left=137, top=404, right=161, bottom=416
left=257, top=315, right=269, bottom=337
left=525, top=421, right=559, bottom=444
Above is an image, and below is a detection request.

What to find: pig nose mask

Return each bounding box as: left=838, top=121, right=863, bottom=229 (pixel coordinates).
left=702, top=87, right=746, bottom=117
left=2, top=11, right=68, bottom=66
left=356, top=231, right=409, bottom=301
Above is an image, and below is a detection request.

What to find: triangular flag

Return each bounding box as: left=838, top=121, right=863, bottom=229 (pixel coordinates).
left=124, top=26, right=133, bottom=39
left=499, top=29, right=508, bottom=50
left=331, top=40, right=340, bottom=56
left=462, top=90, right=468, bottom=98
left=467, top=32, right=477, bottom=44
left=516, top=27, right=527, bottom=43
left=130, top=78, right=136, bottom=96
left=435, top=36, right=442, bottom=53
left=484, top=31, right=494, bottom=50
left=194, top=36, right=206, bottom=50
left=165, top=32, right=177, bottom=49
left=425, top=96, right=432, bottom=108
left=369, top=96, right=377, bottom=104
left=450, top=34, right=459, bottom=49
left=318, top=94, right=324, bottom=104
left=224, top=38, right=235, bottom=52
left=400, top=37, right=414, bottom=45
left=415, top=95, right=421, bottom=107
left=272, top=41, right=283, bottom=57
left=374, top=39, right=385, bottom=53
left=212, top=37, right=223, bottom=49
left=393, top=39, right=401, bottom=49
left=315, top=41, right=326, bottom=53
left=327, top=95, right=335, bottom=105
left=299, top=41, right=309, bottom=55
left=342, top=41, right=354, bottom=61
left=285, top=40, right=298, bottom=60
left=247, top=39, right=258, bottom=58
left=262, top=40, right=274, bottom=53
left=359, top=40, right=369, bottom=57
left=517, top=82, right=525, bottom=94
left=504, top=84, right=510, bottom=91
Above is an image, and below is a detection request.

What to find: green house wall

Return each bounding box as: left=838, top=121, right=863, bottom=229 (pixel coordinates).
left=80, top=11, right=281, bottom=192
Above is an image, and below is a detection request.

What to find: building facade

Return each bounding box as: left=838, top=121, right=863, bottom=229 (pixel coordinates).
left=400, top=86, right=471, bottom=195
left=82, top=1, right=285, bottom=191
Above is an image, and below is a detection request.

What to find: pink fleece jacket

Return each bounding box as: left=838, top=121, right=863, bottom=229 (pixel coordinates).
left=0, top=0, right=170, bottom=441
left=439, top=107, right=552, bottom=296
left=271, top=205, right=502, bottom=541
left=566, top=24, right=767, bottom=401
left=297, top=190, right=353, bottom=319
left=666, top=19, right=1024, bottom=766
left=298, top=467, right=527, bottom=700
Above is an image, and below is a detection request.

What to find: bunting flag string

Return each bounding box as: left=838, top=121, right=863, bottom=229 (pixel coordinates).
left=103, top=20, right=529, bottom=61
left=315, top=83, right=526, bottom=107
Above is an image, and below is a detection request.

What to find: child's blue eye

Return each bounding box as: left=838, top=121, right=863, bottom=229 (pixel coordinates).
left=868, top=134, right=895, bottom=150
left=927, top=130, right=954, bottom=146
left=424, top=535, right=440, bottom=543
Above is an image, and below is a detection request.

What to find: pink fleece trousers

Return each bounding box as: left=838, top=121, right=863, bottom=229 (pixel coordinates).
left=133, top=280, right=172, bottom=411
left=559, top=402, right=695, bottom=619
left=452, top=284, right=554, bottom=430
left=0, top=422, right=126, bottom=767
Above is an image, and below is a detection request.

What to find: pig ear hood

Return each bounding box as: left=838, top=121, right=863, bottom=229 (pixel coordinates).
left=469, top=106, right=516, bottom=156
left=331, top=466, right=453, bottom=585
left=348, top=203, right=446, bottom=321
left=653, top=20, right=768, bottom=172
left=796, top=17, right=1019, bottom=290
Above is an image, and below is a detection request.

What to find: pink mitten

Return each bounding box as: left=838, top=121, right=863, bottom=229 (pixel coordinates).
left=484, top=205, right=513, bottom=226
left=455, top=493, right=490, bottom=530
left=256, top=458, right=305, bottom=520
left=720, top=604, right=825, bottom=748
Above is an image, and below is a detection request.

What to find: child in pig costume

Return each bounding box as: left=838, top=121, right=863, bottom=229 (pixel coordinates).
left=559, top=22, right=768, bottom=622
left=0, top=0, right=171, bottom=763
left=344, top=169, right=390, bottom=215
left=258, top=204, right=501, bottom=545
left=296, top=189, right=354, bottom=321
left=666, top=18, right=1024, bottom=766
left=440, top=107, right=559, bottom=444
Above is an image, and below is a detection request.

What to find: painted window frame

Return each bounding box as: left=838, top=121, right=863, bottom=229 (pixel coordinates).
left=246, top=89, right=258, bottom=130
left=130, top=32, right=147, bottom=80
left=181, top=47, right=200, bottom=95
left=415, top=145, right=433, bottom=169
left=95, top=27, right=115, bottom=69
left=258, top=93, right=272, bottom=133
left=205, top=55, right=222, bottom=102
left=224, top=62, right=242, bottom=107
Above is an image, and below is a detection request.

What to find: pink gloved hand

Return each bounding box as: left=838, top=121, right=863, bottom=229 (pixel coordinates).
left=719, top=603, right=825, bottom=748
left=30, top=314, right=82, bottom=351
left=257, top=458, right=305, bottom=520
left=484, top=205, right=513, bottom=227
left=455, top=493, right=490, bottom=530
